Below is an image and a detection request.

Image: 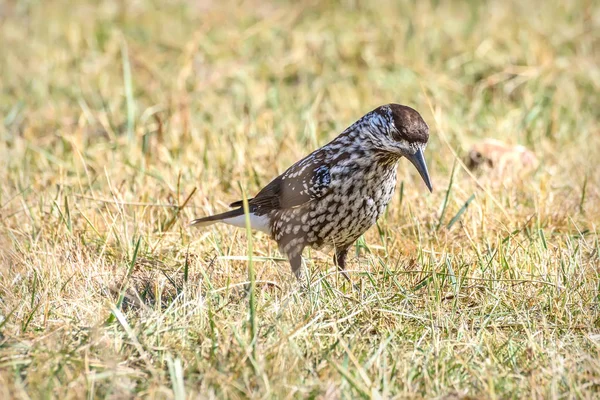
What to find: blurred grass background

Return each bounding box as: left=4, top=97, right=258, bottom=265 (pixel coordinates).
left=1, top=0, right=599, bottom=398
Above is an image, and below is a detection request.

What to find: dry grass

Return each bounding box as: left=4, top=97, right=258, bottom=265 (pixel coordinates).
left=1, top=0, right=599, bottom=398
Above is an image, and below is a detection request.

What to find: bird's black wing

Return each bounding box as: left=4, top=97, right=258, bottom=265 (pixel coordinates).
left=229, top=151, right=332, bottom=213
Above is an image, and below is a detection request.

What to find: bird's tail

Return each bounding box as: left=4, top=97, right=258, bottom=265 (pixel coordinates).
left=189, top=208, right=245, bottom=228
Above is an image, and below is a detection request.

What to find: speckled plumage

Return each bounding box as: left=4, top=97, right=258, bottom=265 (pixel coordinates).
left=191, top=104, right=433, bottom=282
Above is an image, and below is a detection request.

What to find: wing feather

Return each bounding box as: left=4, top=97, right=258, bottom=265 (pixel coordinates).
left=230, top=150, right=332, bottom=214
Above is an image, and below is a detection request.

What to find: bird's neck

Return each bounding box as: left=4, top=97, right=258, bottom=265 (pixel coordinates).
left=325, top=134, right=399, bottom=170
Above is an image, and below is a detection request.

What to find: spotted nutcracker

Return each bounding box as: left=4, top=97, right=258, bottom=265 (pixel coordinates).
left=191, top=104, right=432, bottom=282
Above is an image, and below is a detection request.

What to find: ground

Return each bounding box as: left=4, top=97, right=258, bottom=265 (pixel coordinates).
left=1, top=0, right=599, bottom=398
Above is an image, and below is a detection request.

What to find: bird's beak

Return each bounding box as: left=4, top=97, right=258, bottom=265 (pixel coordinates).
left=406, top=148, right=433, bottom=192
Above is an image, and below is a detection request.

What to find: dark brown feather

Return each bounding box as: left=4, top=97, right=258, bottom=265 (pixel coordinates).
left=229, top=150, right=333, bottom=214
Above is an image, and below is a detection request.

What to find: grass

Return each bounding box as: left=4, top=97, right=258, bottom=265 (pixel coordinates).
left=1, top=0, right=599, bottom=398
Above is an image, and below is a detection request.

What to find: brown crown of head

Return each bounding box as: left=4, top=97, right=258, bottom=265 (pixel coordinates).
left=382, top=103, right=429, bottom=145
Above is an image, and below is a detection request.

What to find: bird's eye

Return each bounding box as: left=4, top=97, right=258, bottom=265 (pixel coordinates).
left=391, top=127, right=407, bottom=142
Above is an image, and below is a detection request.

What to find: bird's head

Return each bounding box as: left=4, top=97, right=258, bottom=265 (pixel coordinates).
left=360, top=103, right=433, bottom=192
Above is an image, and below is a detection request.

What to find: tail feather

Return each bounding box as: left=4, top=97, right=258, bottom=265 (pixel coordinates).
left=229, top=198, right=254, bottom=208
left=190, top=207, right=271, bottom=233
left=189, top=208, right=244, bottom=228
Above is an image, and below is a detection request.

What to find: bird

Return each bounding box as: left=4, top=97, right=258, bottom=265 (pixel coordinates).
left=190, top=103, right=432, bottom=282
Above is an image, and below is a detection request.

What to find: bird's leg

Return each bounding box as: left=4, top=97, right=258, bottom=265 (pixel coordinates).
left=333, top=247, right=351, bottom=283
left=289, top=252, right=304, bottom=281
